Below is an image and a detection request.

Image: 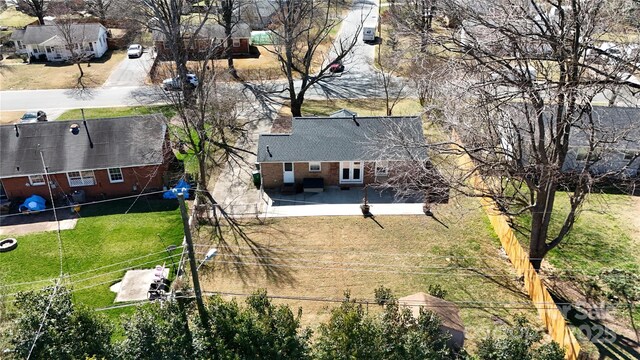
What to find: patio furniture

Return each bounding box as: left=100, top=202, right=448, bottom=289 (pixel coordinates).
left=303, top=178, right=324, bottom=193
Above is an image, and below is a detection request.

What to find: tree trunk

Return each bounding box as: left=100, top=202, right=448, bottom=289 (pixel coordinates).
left=291, top=98, right=303, bottom=117
left=528, top=181, right=558, bottom=270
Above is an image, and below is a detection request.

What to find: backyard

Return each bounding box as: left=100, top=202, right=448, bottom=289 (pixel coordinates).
left=515, top=192, right=640, bottom=358
left=0, top=198, right=183, bottom=316
left=196, top=196, right=541, bottom=352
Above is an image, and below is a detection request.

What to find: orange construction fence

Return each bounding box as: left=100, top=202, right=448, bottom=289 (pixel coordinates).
left=455, top=141, right=581, bottom=360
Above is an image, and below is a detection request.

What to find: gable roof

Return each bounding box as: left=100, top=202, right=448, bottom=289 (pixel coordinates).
left=152, top=22, right=251, bottom=42
left=257, top=115, right=428, bottom=162
left=10, top=23, right=105, bottom=45
left=0, top=115, right=167, bottom=178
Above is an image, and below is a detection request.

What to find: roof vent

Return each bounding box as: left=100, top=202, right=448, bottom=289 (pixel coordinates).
left=70, top=124, right=80, bottom=135
left=352, top=114, right=359, bottom=126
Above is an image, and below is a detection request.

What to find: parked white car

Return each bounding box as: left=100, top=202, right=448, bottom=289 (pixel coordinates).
left=127, top=44, right=143, bottom=58
left=162, top=74, right=199, bottom=91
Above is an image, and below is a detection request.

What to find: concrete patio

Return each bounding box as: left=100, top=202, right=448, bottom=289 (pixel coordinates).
left=262, top=187, right=425, bottom=217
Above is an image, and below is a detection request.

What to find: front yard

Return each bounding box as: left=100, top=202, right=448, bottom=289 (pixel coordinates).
left=196, top=197, right=540, bottom=352
left=0, top=50, right=126, bottom=90
left=0, top=198, right=183, bottom=314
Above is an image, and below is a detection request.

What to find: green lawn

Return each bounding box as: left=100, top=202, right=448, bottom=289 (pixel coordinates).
left=56, top=105, right=177, bottom=121
left=0, top=8, right=36, bottom=28
left=0, top=199, right=183, bottom=314
left=515, top=192, right=640, bottom=358
left=517, top=193, right=639, bottom=275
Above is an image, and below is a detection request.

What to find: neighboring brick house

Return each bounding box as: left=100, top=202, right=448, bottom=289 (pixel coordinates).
left=0, top=115, right=173, bottom=203
left=256, top=112, right=429, bottom=191
left=153, top=22, right=252, bottom=59
left=10, top=23, right=109, bottom=62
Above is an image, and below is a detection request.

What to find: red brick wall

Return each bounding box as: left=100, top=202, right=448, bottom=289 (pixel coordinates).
left=262, top=162, right=388, bottom=189
left=1, top=164, right=167, bottom=202
left=155, top=37, right=250, bottom=59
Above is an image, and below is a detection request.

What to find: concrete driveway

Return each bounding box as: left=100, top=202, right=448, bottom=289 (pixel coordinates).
left=103, top=51, right=155, bottom=87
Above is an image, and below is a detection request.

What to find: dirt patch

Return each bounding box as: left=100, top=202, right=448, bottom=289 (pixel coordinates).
left=0, top=111, right=25, bottom=124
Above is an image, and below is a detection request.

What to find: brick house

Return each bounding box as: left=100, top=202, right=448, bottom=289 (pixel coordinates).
left=153, top=22, right=252, bottom=59
left=0, top=115, right=172, bottom=203
left=256, top=113, right=429, bottom=191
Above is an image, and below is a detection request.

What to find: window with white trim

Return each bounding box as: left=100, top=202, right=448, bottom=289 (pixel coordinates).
left=28, top=175, right=46, bottom=186
left=309, top=162, right=321, bottom=172
left=375, top=161, right=389, bottom=176
left=108, top=168, right=124, bottom=183
left=232, top=38, right=240, bottom=47
left=67, top=171, right=96, bottom=187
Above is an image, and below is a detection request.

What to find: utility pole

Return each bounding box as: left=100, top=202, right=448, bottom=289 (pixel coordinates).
left=177, top=193, right=211, bottom=333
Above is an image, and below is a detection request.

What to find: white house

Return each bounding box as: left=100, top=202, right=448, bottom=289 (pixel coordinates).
left=10, top=23, right=108, bottom=62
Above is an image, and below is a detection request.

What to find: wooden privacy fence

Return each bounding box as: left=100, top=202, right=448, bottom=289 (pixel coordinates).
left=455, top=141, right=581, bottom=360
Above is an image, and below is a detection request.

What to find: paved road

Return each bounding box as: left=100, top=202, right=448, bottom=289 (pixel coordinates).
left=0, top=85, right=165, bottom=112
left=103, top=51, right=155, bottom=87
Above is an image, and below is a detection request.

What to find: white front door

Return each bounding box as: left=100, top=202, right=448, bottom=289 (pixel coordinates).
left=340, top=161, right=363, bottom=184
left=283, top=162, right=294, bottom=183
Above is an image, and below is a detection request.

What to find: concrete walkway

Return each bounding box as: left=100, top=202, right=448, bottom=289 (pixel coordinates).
left=0, top=219, right=78, bottom=236
left=264, top=203, right=424, bottom=217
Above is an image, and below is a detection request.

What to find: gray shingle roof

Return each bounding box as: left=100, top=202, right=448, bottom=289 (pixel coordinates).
left=0, top=115, right=167, bottom=178
left=569, top=106, right=640, bottom=149
left=257, top=116, right=428, bottom=162
left=10, top=23, right=105, bottom=45
left=152, top=22, right=251, bottom=42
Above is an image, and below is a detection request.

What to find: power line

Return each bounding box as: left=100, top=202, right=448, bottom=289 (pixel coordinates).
left=192, top=243, right=548, bottom=261
left=196, top=257, right=522, bottom=278
left=0, top=189, right=168, bottom=219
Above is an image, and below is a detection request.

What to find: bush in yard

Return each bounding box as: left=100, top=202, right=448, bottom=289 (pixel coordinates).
left=476, top=315, right=564, bottom=360
left=10, top=285, right=113, bottom=360
left=428, top=284, right=448, bottom=299
left=191, top=290, right=311, bottom=359
left=314, top=290, right=457, bottom=360
left=118, top=300, right=194, bottom=360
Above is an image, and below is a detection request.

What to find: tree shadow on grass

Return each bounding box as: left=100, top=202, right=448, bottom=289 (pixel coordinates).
left=550, top=291, right=640, bottom=360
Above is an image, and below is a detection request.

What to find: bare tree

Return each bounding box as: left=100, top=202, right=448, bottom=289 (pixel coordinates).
left=388, top=0, right=436, bottom=52
left=212, top=0, right=244, bottom=76
left=262, top=0, right=361, bottom=116
left=376, top=50, right=406, bottom=116
left=52, top=19, right=97, bottom=89
left=17, top=0, right=47, bottom=25
left=382, top=0, right=640, bottom=270
left=86, top=0, right=113, bottom=21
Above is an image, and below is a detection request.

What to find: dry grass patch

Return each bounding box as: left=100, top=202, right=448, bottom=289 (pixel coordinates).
left=0, top=111, right=26, bottom=124
left=0, top=51, right=126, bottom=90
left=197, top=198, right=540, bottom=351
left=0, top=7, right=36, bottom=28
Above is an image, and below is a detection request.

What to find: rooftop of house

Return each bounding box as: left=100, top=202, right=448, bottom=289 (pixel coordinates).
left=257, top=114, right=428, bottom=163
left=152, top=21, right=252, bottom=42
left=568, top=106, right=640, bottom=149
left=0, top=115, right=168, bottom=178
left=10, top=23, right=105, bottom=45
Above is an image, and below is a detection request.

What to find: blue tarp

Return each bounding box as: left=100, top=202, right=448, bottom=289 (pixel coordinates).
left=163, top=179, right=191, bottom=199
left=19, top=195, right=46, bottom=212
